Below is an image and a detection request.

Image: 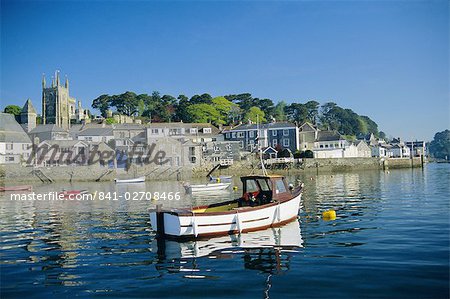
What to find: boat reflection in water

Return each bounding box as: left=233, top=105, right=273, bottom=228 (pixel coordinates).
left=152, top=219, right=302, bottom=297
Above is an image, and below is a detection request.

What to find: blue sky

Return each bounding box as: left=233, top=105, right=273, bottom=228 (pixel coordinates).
left=1, top=0, right=448, bottom=141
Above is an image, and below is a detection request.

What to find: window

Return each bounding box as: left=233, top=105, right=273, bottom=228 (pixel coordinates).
left=189, top=147, right=196, bottom=155
left=283, top=139, right=290, bottom=147
left=249, top=131, right=254, bottom=138
left=237, top=132, right=244, bottom=138
left=119, top=132, right=125, bottom=138
left=226, top=133, right=230, bottom=138
left=240, top=141, right=244, bottom=149
left=272, top=130, right=277, bottom=137
left=275, top=179, right=287, bottom=194
left=325, top=144, right=329, bottom=148
left=320, top=144, right=324, bottom=148
left=257, top=179, right=271, bottom=191
left=85, top=137, right=93, bottom=141
left=203, top=128, right=212, bottom=134
left=232, top=132, right=236, bottom=138
left=22, top=144, right=28, bottom=150
left=272, top=139, right=278, bottom=147
left=7, top=156, right=15, bottom=162
left=214, top=146, right=220, bottom=152
left=226, top=144, right=232, bottom=151
left=151, top=129, right=159, bottom=134
left=246, top=180, right=259, bottom=192
left=190, top=128, right=197, bottom=134
left=283, top=129, right=289, bottom=136
left=190, top=156, right=197, bottom=163
left=6, top=143, right=13, bottom=150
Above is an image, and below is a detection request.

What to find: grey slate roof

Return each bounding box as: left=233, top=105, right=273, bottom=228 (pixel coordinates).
left=29, top=124, right=67, bottom=133
left=78, top=128, right=114, bottom=136
left=0, top=113, right=32, bottom=143
left=21, top=99, right=37, bottom=114
left=227, top=122, right=297, bottom=131
left=316, top=130, right=344, bottom=141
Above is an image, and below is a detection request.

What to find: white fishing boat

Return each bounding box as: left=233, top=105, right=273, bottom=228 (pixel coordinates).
left=150, top=175, right=303, bottom=239
left=184, top=182, right=231, bottom=193
left=114, top=176, right=146, bottom=183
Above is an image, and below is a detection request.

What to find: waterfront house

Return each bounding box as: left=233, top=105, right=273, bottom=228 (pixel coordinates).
left=77, top=127, right=114, bottom=144
left=298, top=122, right=319, bottom=151
left=202, top=140, right=242, bottom=164
left=356, top=141, right=372, bottom=158
left=223, top=121, right=299, bottom=153
left=371, top=144, right=389, bottom=157
left=0, top=113, right=32, bottom=164
left=405, top=141, right=426, bottom=157
left=388, top=144, right=411, bottom=158
left=146, top=122, right=220, bottom=143
left=312, top=131, right=362, bottom=158
left=144, top=136, right=202, bottom=167
left=33, top=140, right=114, bottom=167
left=28, top=124, right=72, bottom=143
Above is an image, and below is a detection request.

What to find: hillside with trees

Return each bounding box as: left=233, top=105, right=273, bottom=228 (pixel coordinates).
left=92, top=92, right=382, bottom=138
left=428, top=130, right=450, bottom=160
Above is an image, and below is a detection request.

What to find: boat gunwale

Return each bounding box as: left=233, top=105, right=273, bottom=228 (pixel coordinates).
left=150, top=187, right=302, bottom=217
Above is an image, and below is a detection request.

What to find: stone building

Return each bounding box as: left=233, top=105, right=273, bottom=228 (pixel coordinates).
left=41, top=71, right=87, bottom=130
left=20, top=99, right=37, bottom=132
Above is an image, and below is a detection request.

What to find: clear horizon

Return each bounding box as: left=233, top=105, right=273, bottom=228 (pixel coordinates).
left=1, top=0, right=448, bottom=141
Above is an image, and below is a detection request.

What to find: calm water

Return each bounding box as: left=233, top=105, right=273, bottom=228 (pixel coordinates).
left=1, top=164, right=449, bottom=298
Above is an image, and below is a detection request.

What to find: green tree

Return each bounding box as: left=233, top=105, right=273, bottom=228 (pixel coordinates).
left=190, top=93, right=212, bottom=104
left=92, top=94, right=112, bottom=117
left=428, top=130, right=450, bottom=159
left=112, top=91, right=139, bottom=116
left=3, top=105, right=21, bottom=116
left=244, top=106, right=266, bottom=123
left=175, top=94, right=191, bottom=122
left=105, top=117, right=117, bottom=124
left=304, top=100, right=320, bottom=124
left=186, top=104, right=221, bottom=124
left=211, top=96, right=238, bottom=125
left=273, top=101, right=287, bottom=122
left=285, top=103, right=308, bottom=124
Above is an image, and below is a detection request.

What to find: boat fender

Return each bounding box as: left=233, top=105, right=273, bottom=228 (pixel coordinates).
left=322, top=210, right=336, bottom=221
left=216, top=178, right=221, bottom=183
left=233, top=186, right=238, bottom=192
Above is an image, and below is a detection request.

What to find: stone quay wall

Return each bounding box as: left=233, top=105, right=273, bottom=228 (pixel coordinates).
left=0, top=157, right=423, bottom=183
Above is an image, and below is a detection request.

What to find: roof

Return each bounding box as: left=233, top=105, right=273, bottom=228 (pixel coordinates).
left=29, top=124, right=67, bottom=134
left=21, top=99, right=36, bottom=114
left=316, top=130, right=344, bottom=142
left=227, top=122, right=297, bottom=131
left=0, top=113, right=32, bottom=143
left=113, top=124, right=145, bottom=130
left=78, top=127, right=114, bottom=136
left=41, top=140, right=87, bottom=147
left=148, top=122, right=220, bottom=134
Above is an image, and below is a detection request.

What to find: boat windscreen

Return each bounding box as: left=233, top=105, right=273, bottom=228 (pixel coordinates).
left=257, top=179, right=271, bottom=191
left=275, top=178, right=287, bottom=194
left=246, top=180, right=259, bottom=192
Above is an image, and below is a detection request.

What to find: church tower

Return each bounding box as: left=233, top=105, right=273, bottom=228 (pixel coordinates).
left=20, top=99, right=37, bottom=132
left=42, top=71, right=75, bottom=130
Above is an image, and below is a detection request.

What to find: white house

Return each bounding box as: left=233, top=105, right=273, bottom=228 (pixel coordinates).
left=0, top=113, right=32, bottom=164
left=389, top=144, right=411, bottom=158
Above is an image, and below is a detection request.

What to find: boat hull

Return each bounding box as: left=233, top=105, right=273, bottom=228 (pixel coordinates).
left=115, top=176, right=146, bottom=183
left=186, top=183, right=231, bottom=193
left=150, top=193, right=301, bottom=239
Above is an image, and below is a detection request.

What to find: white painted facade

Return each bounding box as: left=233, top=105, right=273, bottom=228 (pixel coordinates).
left=0, top=142, right=32, bottom=164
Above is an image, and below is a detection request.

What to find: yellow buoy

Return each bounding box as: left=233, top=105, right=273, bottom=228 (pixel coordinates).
left=216, top=178, right=221, bottom=183
left=233, top=186, right=238, bottom=191
left=322, top=210, right=336, bottom=221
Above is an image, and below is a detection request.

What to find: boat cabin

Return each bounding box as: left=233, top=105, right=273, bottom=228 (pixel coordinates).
left=239, top=175, right=292, bottom=207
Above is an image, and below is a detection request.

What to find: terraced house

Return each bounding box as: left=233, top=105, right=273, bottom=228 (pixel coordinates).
left=223, top=121, right=299, bottom=153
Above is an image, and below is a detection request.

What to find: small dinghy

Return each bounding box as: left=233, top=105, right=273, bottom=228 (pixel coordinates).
left=114, top=176, right=146, bottom=183
left=0, top=185, right=33, bottom=192
left=184, top=182, right=231, bottom=193
left=209, top=175, right=233, bottom=182
left=150, top=175, right=303, bottom=239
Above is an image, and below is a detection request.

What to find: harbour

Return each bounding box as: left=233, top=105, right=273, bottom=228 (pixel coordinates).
left=1, top=164, right=448, bottom=298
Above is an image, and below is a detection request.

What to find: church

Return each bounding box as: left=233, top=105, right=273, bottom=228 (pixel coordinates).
left=41, top=70, right=88, bottom=130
